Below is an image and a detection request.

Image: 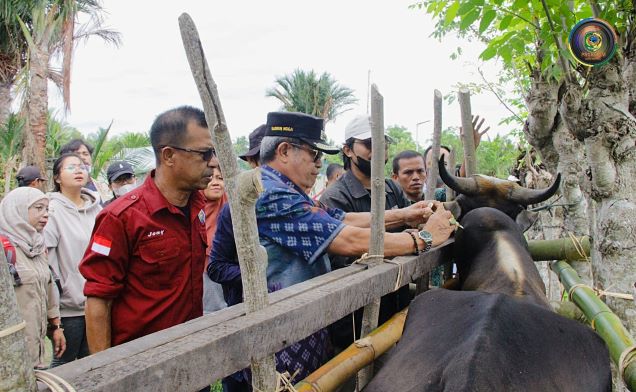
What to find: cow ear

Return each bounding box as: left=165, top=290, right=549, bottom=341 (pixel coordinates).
left=442, top=201, right=461, bottom=219
left=516, top=210, right=539, bottom=232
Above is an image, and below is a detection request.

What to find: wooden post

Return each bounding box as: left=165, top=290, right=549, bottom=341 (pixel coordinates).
left=357, top=84, right=386, bottom=389
left=425, top=89, right=443, bottom=201
left=444, top=150, right=456, bottom=201
left=178, top=13, right=276, bottom=391
left=458, top=88, right=477, bottom=176
left=0, top=241, right=36, bottom=392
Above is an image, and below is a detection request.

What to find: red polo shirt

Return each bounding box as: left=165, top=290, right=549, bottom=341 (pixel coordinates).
left=80, top=171, right=206, bottom=346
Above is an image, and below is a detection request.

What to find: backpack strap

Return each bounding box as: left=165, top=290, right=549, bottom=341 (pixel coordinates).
left=1, top=235, right=21, bottom=286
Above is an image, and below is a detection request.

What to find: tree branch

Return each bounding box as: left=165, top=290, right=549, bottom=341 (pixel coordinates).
left=477, top=67, right=524, bottom=123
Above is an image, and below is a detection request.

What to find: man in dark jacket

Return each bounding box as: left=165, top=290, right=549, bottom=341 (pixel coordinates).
left=320, top=114, right=414, bottom=360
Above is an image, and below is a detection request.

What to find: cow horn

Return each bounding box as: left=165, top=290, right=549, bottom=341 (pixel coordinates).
left=438, top=156, right=479, bottom=195
left=508, top=173, right=561, bottom=205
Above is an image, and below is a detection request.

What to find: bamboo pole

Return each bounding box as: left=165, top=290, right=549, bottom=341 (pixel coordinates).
left=0, top=238, right=37, bottom=392
left=357, top=84, right=386, bottom=389
left=444, top=150, right=456, bottom=201
left=295, top=310, right=408, bottom=392
left=551, top=261, right=636, bottom=390
left=458, top=88, right=477, bottom=176
left=528, top=236, right=590, bottom=261
left=178, top=13, right=276, bottom=390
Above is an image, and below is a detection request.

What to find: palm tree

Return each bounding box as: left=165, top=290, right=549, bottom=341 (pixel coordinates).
left=16, top=0, right=120, bottom=175
left=265, top=69, right=358, bottom=123
left=0, top=113, right=24, bottom=195
left=0, top=0, right=37, bottom=127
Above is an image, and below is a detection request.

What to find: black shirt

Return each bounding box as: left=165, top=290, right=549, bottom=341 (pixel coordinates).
left=320, top=170, right=412, bottom=349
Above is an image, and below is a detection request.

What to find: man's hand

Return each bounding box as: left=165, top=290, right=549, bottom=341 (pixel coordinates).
left=423, top=204, right=456, bottom=247
left=402, top=201, right=435, bottom=227
left=52, top=329, right=66, bottom=358
left=460, top=115, right=491, bottom=148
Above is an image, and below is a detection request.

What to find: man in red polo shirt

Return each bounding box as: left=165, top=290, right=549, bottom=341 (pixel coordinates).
left=80, top=106, right=216, bottom=350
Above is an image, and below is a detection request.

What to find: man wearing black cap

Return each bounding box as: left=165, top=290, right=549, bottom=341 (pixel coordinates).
left=209, top=111, right=455, bottom=390
left=238, top=124, right=266, bottom=168
left=16, top=166, right=47, bottom=192
left=104, top=161, right=137, bottom=206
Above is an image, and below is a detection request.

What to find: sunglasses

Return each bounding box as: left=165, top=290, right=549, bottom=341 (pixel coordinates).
left=164, top=145, right=216, bottom=161
left=353, top=137, right=391, bottom=150
left=289, top=143, right=323, bottom=162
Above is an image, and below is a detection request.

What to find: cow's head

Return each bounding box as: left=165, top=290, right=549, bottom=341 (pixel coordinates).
left=438, top=157, right=561, bottom=232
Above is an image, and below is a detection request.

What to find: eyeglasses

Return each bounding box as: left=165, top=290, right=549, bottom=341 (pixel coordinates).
left=164, top=145, right=216, bottom=161
left=353, top=137, right=391, bottom=150
left=62, top=164, right=88, bottom=172
left=289, top=143, right=323, bottom=162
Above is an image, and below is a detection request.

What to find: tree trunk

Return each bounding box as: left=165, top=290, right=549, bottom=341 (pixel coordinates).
left=0, top=80, right=12, bottom=129
left=560, top=60, right=636, bottom=339
left=0, top=239, right=37, bottom=392
left=525, top=75, right=591, bottom=284
left=21, top=44, right=49, bottom=176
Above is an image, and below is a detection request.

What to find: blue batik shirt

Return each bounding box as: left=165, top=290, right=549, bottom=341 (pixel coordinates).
left=257, top=165, right=346, bottom=290
left=208, top=165, right=346, bottom=305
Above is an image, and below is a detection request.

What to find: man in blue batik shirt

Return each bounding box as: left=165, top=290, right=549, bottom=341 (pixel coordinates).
left=209, top=111, right=455, bottom=392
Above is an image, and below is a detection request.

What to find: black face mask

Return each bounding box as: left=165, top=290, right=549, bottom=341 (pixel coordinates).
left=354, top=155, right=388, bottom=178
left=353, top=155, right=372, bottom=177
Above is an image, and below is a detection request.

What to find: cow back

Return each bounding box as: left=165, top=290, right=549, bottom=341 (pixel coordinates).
left=365, top=289, right=611, bottom=392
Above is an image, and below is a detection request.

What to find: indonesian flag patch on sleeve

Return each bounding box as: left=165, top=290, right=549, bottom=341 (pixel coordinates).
left=91, top=235, right=112, bottom=256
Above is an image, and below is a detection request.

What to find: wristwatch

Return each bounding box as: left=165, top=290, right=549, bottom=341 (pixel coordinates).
left=48, top=323, right=64, bottom=331
left=418, top=230, right=433, bottom=252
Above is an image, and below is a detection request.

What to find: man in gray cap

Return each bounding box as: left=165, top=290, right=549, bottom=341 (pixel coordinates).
left=16, top=166, right=47, bottom=192
left=104, top=161, right=136, bottom=206
left=238, top=124, right=266, bottom=168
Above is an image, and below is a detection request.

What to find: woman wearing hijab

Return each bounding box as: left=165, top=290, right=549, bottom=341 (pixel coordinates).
left=45, top=153, right=102, bottom=367
left=0, top=187, right=66, bottom=369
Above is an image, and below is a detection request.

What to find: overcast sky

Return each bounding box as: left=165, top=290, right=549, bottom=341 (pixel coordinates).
left=50, top=0, right=514, bottom=147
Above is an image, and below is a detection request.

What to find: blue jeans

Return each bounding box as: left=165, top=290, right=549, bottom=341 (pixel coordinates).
left=50, top=316, right=89, bottom=367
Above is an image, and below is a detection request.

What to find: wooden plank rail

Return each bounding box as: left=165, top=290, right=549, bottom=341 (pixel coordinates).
left=41, top=241, right=454, bottom=392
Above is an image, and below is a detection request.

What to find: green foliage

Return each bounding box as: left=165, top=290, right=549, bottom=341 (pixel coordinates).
left=414, top=0, right=625, bottom=89
left=265, top=69, right=358, bottom=122
left=233, top=135, right=251, bottom=171
left=385, top=124, right=418, bottom=176
left=434, top=127, right=520, bottom=178
left=45, top=109, right=82, bottom=159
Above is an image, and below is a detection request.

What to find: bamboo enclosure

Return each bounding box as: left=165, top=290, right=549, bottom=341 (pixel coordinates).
left=551, top=261, right=636, bottom=391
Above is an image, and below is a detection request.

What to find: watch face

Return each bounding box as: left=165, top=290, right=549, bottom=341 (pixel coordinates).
left=418, top=230, right=433, bottom=242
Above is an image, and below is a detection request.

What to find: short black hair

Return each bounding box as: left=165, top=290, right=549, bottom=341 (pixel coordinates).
left=342, top=138, right=355, bottom=170
left=423, top=145, right=452, bottom=168
left=392, top=150, right=423, bottom=174
left=326, top=163, right=343, bottom=181
left=60, top=139, right=94, bottom=156
left=149, top=106, right=208, bottom=164
left=52, top=153, right=83, bottom=192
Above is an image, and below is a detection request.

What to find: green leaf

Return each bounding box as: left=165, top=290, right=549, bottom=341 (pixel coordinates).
left=499, top=15, right=513, bottom=30
left=460, top=8, right=481, bottom=30
left=499, top=45, right=513, bottom=63
left=480, top=45, right=498, bottom=60
left=444, top=1, right=460, bottom=25
left=479, top=9, right=497, bottom=33
left=457, top=1, right=475, bottom=16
